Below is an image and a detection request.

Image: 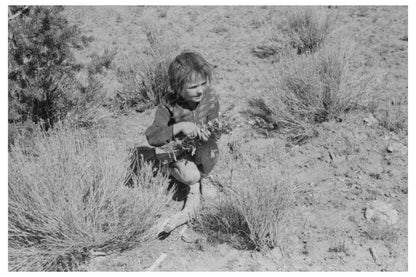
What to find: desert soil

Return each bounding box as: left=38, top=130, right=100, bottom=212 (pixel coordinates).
left=63, top=5, right=408, bottom=271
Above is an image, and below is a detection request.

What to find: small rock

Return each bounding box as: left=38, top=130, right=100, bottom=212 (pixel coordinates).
left=364, top=200, right=399, bottom=225
left=363, top=114, right=379, bottom=126
left=386, top=145, right=394, bottom=153
left=364, top=208, right=375, bottom=221
left=386, top=168, right=401, bottom=177
left=386, top=141, right=407, bottom=155
left=368, top=242, right=390, bottom=265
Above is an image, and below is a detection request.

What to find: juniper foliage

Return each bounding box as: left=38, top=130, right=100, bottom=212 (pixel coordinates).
left=8, top=6, right=92, bottom=128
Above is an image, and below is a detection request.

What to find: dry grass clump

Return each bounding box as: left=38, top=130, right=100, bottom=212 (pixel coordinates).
left=375, top=104, right=408, bottom=134
left=252, top=7, right=336, bottom=59
left=281, top=7, right=336, bottom=55
left=248, top=43, right=375, bottom=144
left=370, top=93, right=408, bottom=135
left=8, top=123, right=171, bottom=271
left=193, top=160, right=292, bottom=251
left=115, top=23, right=177, bottom=112
left=63, top=48, right=119, bottom=128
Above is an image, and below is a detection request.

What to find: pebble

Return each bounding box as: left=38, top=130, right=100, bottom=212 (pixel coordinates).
left=364, top=200, right=399, bottom=225
left=386, top=141, right=407, bottom=155
left=363, top=114, right=379, bottom=126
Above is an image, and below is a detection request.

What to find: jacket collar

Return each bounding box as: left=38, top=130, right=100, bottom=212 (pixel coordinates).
left=175, top=93, right=207, bottom=111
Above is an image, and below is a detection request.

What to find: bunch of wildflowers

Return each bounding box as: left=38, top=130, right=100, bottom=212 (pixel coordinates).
left=159, top=108, right=235, bottom=159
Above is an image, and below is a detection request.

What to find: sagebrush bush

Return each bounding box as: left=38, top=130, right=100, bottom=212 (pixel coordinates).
left=86, top=48, right=117, bottom=76
left=248, top=43, right=375, bottom=144
left=252, top=7, right=335, bottom=59
left=8, top=120, right=44, bottom=152
left=367, top=90, right=408, bottom=135
left=8, top=123, right=172, bottom=271
left=115, top=23, right=177, bottom=112
left=373, top=103, right=408, bottom=135
left=194, top=159, right=292, bottom=251
left=281, top=7, right=336, bottom=54
left=64, top=49, right=119, bottom=128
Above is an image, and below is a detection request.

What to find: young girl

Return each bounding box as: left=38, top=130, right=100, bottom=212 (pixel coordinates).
left=145, top=51, right=220, bottom=239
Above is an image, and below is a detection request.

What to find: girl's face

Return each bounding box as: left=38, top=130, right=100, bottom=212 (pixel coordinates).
left=181, top=72, right=208, bottom=103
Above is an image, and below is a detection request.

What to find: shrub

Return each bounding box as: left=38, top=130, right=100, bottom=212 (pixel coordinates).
left=193, top=160, right=292, bottom=251
left=248, top=43, right=375, bottom=144
left=374, top=104, right=408, bottom=134
left=281, top=7, right=336, bottom=54
left=115, top=23, right=177, bottom=112
left=251, top=7, right=336, bottom=60
left=8, top=6, right=92, bottom=128
left=369, top=93, right=408, bottom=135
left=65, top=49, right=118, bottom=128
left=8, top=120, right=44, bottom=152
left=86, top=48, right=117, bottom=76
left=8, top=123, right=172, bottom=271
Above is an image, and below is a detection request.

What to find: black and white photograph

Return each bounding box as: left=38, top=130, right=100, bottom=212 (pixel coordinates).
left=6, top=2, right=411, bottom=272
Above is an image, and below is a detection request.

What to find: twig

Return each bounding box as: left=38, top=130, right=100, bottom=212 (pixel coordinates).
left=8, top=6, right=29, bottom=21
left=89, top=250, right=107, bottom=257
left=369, top=247, right=378, bottom=264
left=146, top=253, right=168, bottom=271
left=179, top=225, right=188, bottom=236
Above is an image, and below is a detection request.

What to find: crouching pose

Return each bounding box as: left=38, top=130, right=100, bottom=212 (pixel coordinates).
left=145, top=51, right=220, bottom=239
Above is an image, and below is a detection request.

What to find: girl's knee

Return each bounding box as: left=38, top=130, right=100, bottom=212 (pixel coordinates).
left=180, top=170, right=200, bottom=185
left=171, top=160, right=200, bottom=185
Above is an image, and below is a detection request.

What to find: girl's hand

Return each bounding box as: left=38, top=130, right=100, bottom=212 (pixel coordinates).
left=174, top=122, right=210, bottom=141
left=199, top=128, right=211, bottom=141
left=176, top=122, right=199, bottom=139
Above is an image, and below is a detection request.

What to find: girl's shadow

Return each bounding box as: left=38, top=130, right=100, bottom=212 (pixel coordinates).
left=168, top=178, right=190, bottom=204
left=125, top=145, right=191, bottom=205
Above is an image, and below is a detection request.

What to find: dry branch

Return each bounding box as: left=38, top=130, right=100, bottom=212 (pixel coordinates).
left=8, top=6, right=29, bottom=21
left=146, top=253, right=168, bottom=271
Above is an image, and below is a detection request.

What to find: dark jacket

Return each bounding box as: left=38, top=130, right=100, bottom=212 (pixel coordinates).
left=145, top=88, right=220, bottom=147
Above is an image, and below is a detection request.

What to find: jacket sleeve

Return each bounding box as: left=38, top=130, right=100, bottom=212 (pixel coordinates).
left=145, top=105, right=175, bottom=147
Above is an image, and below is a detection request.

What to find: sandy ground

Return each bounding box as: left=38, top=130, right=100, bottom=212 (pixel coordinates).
left=63, top=6, right=408, bottom=271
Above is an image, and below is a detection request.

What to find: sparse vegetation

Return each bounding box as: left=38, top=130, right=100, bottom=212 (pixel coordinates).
left=281, top=7, right=336, bottom=54
left=65, top=49, right=119, bottom=128
left=86, top=48, right=117, bottom=76
left=328, top=242, right=349, bottom=256
left=194, top=160, right=292, bottom=251
left=115, top=23, right=176, bottom=112
left=8, top=123, right=172, bottom=271
left=373, top=103, right=408, bottom=135
left=8, top=5, right=407, bottom=271
left=248, top=43, right=376, bottom=144
left=252, top=7, right=335, bottom=59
